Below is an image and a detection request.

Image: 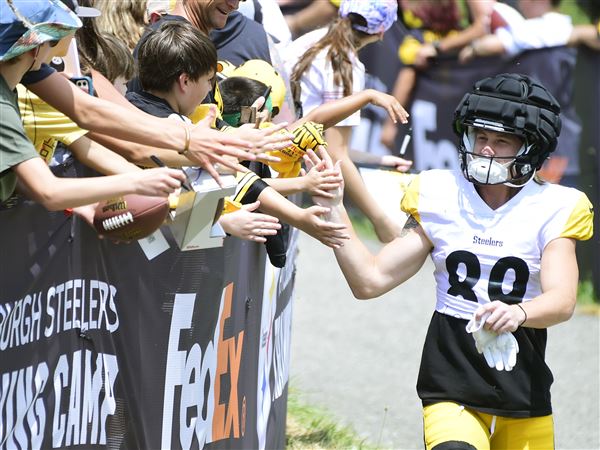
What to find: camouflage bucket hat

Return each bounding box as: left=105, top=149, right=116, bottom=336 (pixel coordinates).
left=0, top=0, right=81, bottom=62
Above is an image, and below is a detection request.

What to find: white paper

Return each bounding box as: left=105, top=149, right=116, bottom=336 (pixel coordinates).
left=137, top=229, right=170, bottom=260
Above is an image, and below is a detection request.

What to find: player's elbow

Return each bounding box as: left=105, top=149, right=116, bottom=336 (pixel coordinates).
left=560, top=297, right=577, bottom=322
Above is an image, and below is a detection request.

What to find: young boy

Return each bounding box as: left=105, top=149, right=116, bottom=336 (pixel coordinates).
left=128, top=20, right=349, bottom=265
left=218, top=63, right=412, bottom=189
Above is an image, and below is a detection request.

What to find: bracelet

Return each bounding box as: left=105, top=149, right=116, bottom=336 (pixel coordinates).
left=516, top=304, right=527, bottom=327
left=63, top=208, right=73, bottom=217
left=178, top=125, right=191, bottom=155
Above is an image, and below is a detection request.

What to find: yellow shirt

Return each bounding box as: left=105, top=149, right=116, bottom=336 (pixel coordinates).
left=17, top=84, right=88, bottom=163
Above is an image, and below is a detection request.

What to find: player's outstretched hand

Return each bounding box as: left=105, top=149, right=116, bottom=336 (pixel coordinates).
left=299, top=205, right=349, bottom=248
left=219, top=201, right=281, bottom=243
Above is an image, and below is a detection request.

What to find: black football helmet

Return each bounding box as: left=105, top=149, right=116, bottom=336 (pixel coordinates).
left=454, top=73, right=562, bottom=185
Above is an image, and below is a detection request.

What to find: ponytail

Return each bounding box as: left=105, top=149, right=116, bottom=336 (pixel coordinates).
left=291, top=17, right=366, bottom=97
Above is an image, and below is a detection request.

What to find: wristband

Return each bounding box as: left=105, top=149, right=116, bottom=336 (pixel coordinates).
left=178, top=126, right=191, bottom=155
left=516, top=303, right=527, bottom=326
left=64, top=208, right=73, bottom=217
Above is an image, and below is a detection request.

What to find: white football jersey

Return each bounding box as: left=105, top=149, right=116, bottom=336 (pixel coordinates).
left=401, top=169, right=594, bottom=320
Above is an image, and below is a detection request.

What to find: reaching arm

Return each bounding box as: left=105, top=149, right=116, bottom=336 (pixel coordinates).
left=302, top=89, right=408, bottom=130
left=88, top=131, right=195, bottom=168
left=13, top=157, right=184, bottom=210
left=331, top=207, right=432, bottom=298
left=255, top=186, right=349, bottom=248
left=68, top=135, right=141, bottom=175
left=458, top=34, right=507, bottom=62
left=26, top=71, right=257, bottom=183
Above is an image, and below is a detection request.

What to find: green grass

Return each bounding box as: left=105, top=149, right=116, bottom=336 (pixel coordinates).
left=578, top=280, right=597, bottom=305
left=286, top=387, right=375, bottom=450
left=560, top=0, right=593, bottom=24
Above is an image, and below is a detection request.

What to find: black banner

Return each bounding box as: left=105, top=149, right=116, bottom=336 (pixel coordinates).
left=0, top=170, right=296, bottom=449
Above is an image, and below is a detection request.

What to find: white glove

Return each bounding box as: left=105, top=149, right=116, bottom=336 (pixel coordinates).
left=466, top=313, right=519, bottom=371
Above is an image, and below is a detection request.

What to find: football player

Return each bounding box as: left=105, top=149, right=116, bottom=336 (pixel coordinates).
left=309, top=73, right=594, bottom=449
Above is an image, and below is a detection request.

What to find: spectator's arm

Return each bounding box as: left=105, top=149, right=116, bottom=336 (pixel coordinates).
left=459, top=34, right=507, bottom=62
left=13, top=157, right=184, bottom=210
left=568, top=24, right=600, bottom=50
left=68, top=135, right=141, bottom=175
left=302, top=89, right=408, bottom=130
left=26, top=71, right=257, bottom=184
left=87, top=131, right=194, bottom=167
left=414, top=0, right=494, bottom=67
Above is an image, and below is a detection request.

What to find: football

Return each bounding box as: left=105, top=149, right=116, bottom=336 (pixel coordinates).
left=93, top=194, right=169, bottom=241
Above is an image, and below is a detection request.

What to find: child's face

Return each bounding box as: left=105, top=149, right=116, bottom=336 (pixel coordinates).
left=181, top=70, right=215, bottom=116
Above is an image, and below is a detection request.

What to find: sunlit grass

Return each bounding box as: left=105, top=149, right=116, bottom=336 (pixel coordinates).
left=286, top=387, right=375, bottom=450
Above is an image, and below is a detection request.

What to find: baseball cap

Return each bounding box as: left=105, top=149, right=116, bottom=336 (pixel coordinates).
left=338, top=0, right=398, bottom=35
left=60, top=0, right=101, bottom=18
left=0, top=0, right=82, bottom=62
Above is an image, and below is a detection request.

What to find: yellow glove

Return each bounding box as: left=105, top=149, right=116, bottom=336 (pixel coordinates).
left=266, top=121, right=327, bottom=178
left=222, top=197, right=243, bottom=215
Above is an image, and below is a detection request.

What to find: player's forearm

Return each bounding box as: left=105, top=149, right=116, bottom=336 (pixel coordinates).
left=328, top=204, right=381, bottom=299
left=521, top=238, right=578, bottom=328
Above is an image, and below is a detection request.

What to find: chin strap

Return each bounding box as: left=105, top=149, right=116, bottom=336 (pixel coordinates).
left=503, top=168, right=536, bottom=188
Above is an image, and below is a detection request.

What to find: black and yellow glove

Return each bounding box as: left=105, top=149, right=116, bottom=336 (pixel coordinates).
left=266, top=121, right=327, bottom=178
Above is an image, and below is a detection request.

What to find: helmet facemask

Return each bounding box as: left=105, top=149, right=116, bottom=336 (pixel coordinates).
left=460, top=126, right=536, bottom=187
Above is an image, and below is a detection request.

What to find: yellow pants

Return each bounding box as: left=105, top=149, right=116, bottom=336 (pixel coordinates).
left=423, top=402, right=554, bottom=450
